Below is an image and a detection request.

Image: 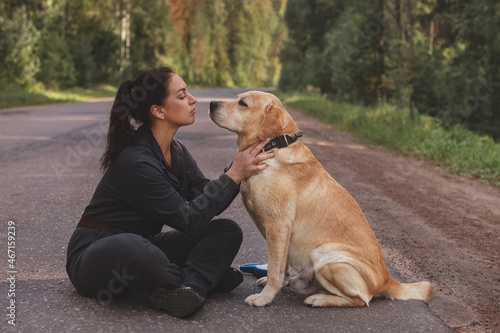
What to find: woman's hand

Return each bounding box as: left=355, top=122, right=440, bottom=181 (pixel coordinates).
left=226, top=139, right=274, bottom=185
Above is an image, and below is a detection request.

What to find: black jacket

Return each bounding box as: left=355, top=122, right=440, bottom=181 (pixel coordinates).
left=82, top=127, right=239, bottom=235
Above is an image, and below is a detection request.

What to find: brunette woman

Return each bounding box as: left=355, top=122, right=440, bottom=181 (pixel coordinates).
left=66, top=66, right=273, bottom=318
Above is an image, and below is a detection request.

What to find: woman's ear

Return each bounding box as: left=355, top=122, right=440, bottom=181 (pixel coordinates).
left=150, top=105, right=166, bottom=120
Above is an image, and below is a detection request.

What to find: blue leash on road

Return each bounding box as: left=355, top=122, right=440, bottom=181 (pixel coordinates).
left=240, top=263, right=268, bottom=278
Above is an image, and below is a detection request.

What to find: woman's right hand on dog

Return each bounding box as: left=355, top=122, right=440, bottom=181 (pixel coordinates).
left=226, top=139, right=274, bottom=185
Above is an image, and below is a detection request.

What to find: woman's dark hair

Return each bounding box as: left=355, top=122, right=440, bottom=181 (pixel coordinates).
left=100, top=66, right=175, bottom=171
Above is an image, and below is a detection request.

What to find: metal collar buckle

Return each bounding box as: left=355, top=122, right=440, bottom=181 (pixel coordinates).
left=261, top=131, right=302, bottom=153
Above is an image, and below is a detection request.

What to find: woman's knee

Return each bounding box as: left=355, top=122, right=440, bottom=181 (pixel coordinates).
left=75, top=233, right=181, bottom=295
left=103, top=234, right=171, bottom=270
left=211, top=219, right=243, bottom=243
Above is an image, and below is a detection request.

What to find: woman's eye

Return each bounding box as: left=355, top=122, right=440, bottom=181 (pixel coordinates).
left=238, top=100, right=248, bottom=107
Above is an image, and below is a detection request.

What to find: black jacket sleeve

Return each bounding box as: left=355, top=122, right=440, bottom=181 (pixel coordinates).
left=181, top=145, right=240, bottom=215
left=118, top=161, right=239, bottom=233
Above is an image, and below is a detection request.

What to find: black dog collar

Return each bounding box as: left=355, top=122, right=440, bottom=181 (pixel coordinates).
left=261, top=131, right=303, bottom=153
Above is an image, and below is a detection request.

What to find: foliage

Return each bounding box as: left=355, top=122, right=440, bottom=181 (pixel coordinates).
left=2, top=0, right=498, bottom=141
left=0, top=7, right=40, bottom=88
left=0, top=0, right=287, bottom=91
left=279, top=0, right=500, bottom=140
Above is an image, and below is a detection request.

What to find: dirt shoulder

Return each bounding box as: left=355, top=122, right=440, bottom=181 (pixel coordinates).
left=287, top=107, right=500, bottom=332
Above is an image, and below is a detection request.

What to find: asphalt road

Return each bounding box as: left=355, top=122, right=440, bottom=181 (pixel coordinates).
left=0, top=89, right=450, bottom=332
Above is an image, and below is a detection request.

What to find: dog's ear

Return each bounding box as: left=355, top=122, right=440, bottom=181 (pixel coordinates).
left=258, top=103, right=287, bottom=140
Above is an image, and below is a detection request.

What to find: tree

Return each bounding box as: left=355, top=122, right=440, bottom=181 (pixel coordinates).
left=0, top=6, right=40, bottom=88
left=279, top=0, right=500, bottom=139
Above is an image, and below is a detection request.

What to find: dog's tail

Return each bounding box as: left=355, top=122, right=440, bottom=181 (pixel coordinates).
left=379, top=277, right=434, bottom=301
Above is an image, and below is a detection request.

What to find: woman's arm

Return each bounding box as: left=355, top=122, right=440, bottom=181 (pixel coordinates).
left=119, top=161, right=239, bottom=233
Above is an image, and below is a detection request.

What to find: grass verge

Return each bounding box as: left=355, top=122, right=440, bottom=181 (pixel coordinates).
left=0, top=85, right=116, bottom=109
left=273, top=91, right=500, bottom=188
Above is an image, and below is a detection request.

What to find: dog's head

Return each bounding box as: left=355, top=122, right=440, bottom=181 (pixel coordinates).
left=209, top=91, right=300, bottom=150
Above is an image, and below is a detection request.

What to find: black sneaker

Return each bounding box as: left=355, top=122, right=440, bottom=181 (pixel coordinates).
left=212, top=267, right=244, bottom=293
left=150, top=286, right=205, bottom=318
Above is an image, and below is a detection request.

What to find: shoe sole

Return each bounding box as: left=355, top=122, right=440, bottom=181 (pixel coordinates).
left=150, top=287, right=204, bottom=318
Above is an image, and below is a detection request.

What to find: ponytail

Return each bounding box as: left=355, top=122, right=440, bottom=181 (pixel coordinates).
left=100, top=80, right=136, bottom=171
left=100, top=67, right=175, bottom=171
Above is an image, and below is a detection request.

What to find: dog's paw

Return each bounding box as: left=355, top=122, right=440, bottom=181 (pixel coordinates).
left=256, top=276, right=267, bottom=287
left=304, top=294, right=329, bottom=307
left=245, top=293, right=271, bottom=307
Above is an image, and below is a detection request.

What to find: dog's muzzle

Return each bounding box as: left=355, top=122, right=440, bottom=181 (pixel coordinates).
left=209, top=100, right=224, bottom=126
left=209, top=101, right=218, bottom=113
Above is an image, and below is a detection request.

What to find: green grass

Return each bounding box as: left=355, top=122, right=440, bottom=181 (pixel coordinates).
left=0, top=85, right=116, bottom=109
left=273, top=91, right=500, bottom=187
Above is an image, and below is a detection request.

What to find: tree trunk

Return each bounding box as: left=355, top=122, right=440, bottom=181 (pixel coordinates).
left=429, top=19, right=435, bottom=54
left=405, top=0, right=413, bottom=50
left=119, top=0, right=131, bottom=72
left=395, top=0, right=402, bottom=66
left=64, top=0, right=70, bottom=39
left=125, top=0, right=131, bottom=62
left=376, top=0, right=386, bottom=102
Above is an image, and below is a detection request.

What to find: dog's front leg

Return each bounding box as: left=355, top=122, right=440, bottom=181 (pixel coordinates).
left=246, top=225, right=291, bottom=307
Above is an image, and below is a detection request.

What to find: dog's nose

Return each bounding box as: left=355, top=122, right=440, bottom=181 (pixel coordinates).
left=209, top=101, right=218, bottom=112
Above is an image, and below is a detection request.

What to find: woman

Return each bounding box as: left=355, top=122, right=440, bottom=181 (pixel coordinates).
left=66, top=66, right=273, bottom=318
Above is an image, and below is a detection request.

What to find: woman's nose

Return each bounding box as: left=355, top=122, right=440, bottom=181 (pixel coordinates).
left=189, top=93, right=197, bottom=104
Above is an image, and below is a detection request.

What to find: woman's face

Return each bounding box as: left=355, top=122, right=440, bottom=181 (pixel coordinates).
left=161, top=74, right=197, bottom=127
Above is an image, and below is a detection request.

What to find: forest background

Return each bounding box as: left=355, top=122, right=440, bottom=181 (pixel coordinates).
left=1, top=0, right=499, bottom=138
left=1, top=0, right=499, bottom=184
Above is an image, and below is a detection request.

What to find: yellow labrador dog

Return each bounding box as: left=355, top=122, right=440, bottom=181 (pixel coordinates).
left=209, top=91, right=433, bottom=307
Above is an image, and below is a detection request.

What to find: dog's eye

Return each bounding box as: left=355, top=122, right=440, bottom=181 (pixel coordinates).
left=238, top=100, right=248, bottom=107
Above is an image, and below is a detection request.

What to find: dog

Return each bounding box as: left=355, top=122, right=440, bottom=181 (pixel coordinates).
left=209, top=91, right=434, bottom=307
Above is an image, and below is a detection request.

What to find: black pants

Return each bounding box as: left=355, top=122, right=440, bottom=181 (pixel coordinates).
left=66, top=219, right=242, bottom=302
